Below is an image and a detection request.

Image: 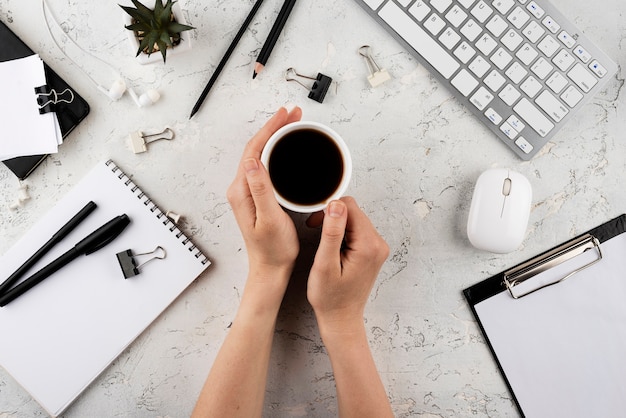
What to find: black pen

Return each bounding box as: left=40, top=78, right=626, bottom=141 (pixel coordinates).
left=189, top=0, right=265, bottom=119
left=0, top=214, right=131, bottom=307
left=0, top=201, right=97, bottom=297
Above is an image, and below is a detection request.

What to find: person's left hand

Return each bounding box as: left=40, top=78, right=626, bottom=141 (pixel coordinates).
left=227, top=107, right=303, bottom=293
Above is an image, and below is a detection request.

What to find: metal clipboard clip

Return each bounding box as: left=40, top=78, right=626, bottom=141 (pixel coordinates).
left=503, top=234, right=603, bottom=299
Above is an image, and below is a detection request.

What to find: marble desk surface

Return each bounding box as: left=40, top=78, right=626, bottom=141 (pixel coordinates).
left=0, top=0, right=624, bottom=416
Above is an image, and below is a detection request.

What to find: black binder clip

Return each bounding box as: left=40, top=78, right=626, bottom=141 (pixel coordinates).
left=116, top=246, right=166, bottom=279
left=34, top=85, right=75, bottom=114
left=285, top=68, right=333, bottom=103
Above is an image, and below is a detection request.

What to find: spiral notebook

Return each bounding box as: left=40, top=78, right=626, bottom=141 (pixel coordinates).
left=0, top=160, right=211, bottom=417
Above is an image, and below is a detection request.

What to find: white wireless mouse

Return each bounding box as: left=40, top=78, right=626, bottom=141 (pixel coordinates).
left=467, top=168, right=532, bottom=254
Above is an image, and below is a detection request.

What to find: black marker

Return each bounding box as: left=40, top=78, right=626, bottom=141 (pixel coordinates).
left=0, top=214, right=130, bottom=307
left=0, top=201, right=97, bottom=297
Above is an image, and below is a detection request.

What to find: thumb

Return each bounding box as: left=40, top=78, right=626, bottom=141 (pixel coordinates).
left=315, top=200, right=348, bottom=262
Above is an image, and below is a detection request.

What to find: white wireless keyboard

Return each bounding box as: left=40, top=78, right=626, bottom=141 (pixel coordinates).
left=354, top=0, right=618, bottom=159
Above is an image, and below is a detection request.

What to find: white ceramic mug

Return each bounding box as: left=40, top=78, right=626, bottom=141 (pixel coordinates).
left=260, top=121, right=352, bottom=213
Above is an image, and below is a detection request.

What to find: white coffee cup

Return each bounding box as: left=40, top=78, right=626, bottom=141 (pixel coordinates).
left=261, top=121, right=352, bottom=213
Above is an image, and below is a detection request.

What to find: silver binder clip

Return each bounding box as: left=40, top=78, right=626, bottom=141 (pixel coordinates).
left=358, top=45, right=391, bottom=88
left=128, top=127, right=174, bottom=154
left=285, top=68, right=333, bottom=103
left=34, top=85, right=75, bottom=114
left=503, top=234, right=603, bottom=299
left=116, top=246, right=167, bottom=279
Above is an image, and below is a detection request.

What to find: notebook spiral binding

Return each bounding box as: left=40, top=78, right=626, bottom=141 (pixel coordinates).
left=104, top=159, right=209, bottom=265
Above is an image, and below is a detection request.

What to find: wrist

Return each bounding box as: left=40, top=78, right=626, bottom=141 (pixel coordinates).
left=316, top=313, right=367, bottom=345
left=239, top=265, right=292, bottom=318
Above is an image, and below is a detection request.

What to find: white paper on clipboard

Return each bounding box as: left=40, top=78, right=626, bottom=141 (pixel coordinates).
left=474, top=233, right=626, bottom=418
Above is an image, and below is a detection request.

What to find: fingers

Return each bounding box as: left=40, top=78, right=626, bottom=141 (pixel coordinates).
left=242, top=158, right=281, bottom=220
left=242, top=106, right=302, bottom=162
left=342, top=197, right=390, bottom=263
left=315, top=200, right=348, bottom=264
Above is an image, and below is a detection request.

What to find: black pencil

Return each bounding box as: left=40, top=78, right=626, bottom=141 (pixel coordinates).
left=252, top=0, right=297, bottom=79
left=189, top=0, right=265, bottom=119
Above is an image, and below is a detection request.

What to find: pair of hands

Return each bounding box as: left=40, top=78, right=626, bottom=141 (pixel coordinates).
left=226, top=107, right=389, bottom=330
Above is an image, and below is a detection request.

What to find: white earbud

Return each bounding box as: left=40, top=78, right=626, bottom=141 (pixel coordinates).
left=98, top=79, right=127, bottom=101
left=128, top=88, right=161, bottom=107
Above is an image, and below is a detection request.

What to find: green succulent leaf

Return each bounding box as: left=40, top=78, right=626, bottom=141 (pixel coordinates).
left=121, top=0, right=194, bottom=62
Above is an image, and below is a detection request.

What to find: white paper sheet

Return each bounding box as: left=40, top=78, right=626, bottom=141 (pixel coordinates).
left=0, top=161, right=210, bottom=417
left=475, top=233, right=626, bottom=418
left=0, top=54, right=60, bottom=160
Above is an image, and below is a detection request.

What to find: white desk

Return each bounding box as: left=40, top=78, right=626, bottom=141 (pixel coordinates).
left=1, top=0, right=624, bottom=416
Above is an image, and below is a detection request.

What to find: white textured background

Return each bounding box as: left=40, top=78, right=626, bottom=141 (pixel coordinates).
left=0, top=0, right=624, bottom=416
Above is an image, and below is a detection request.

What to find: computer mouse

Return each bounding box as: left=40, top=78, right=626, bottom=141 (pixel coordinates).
left=467, top=168, right=532, bottom=254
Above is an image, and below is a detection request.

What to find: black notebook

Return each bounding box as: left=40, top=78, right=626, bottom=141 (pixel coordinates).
left=0, top=19, right=90, bottom=180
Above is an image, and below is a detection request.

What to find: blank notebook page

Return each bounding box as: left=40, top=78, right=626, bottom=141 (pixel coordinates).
left=0, top=160, right=210, bottom=417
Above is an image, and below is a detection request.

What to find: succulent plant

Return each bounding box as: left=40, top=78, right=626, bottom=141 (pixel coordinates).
left=120, top=0, right=195, bottom=63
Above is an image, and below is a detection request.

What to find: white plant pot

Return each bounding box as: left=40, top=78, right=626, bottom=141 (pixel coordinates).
left=123, top=1, right=192, bottom=65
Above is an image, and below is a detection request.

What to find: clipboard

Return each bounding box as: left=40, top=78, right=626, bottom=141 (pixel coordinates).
left=464, top=214, right=626, bottom=418
left=0, top=19, right=90, bottom=180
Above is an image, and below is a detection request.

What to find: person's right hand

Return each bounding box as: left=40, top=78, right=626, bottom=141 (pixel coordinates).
left=307, top=197, right=389, bottom=334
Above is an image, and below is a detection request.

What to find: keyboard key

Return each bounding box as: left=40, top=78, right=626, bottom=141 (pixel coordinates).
left=491, top=47, right=513, bottom=69
left=514, top=98, right=554, bottom=137
left=506, top=62, right=528, bottom=83
left=536, top=90, right=568, bottom=122
left=485, top=70, right=507, bottom=91
left=486, top=15, right=508, bottom=37
left=397, top=0, right=412, bottom=6
left=573, top=45, right=591, bottom=63
left=379, top=2, right=460, bottom=79
left=454, top=41, right=477, bottom=63
left=492, top=0, right=515, bottom=14
left=561, top=85, right=584, bottom=107
left=425, top=13, right=447, bottom=35
left=537, top=35, right=559, bottom=57
left=477, top=33, right=498, bottom=55
left=531, top=57, right=553, bottom=79
left=470, top=86, right=495, bottom=110
left=471, top=1, right=494, bottom=23
left=502, top=29, right=524, bottom=50
left=516, top=43, right=538, bottom=65
left=589, top=60, right=608, bottom=78
left=557, top=30, right=576, bottom=48
left=451, top=69, right=479, bottom=96
left=526, top=1, right=544, bottom=18
left=485, top=107, right=503, bottom=124
left=507, top=6, right=531, bottom=29
left=520, top=75, right=542, bottom=97
left=542, top=15, right=560, bottom=33
left=522, top=21, right=545, bottom=43
left=500, top=121, right=518, bottom=139
left=440, top=27, right=462, bottom=49
left=431, top=0, right=453, bottom=13
left=546, top=71, right=568, bottom=93
left=461, top=19, right=483, bottom=41
left=469, top=55, right=491, bottom=77
left=445, top=5, right=468, bottom=27
left=552, top=49, right=575, bottom=71
left=499, top=84, right=521, bottom=105
left=567, top=63, right=597, bottom=92
left=409, top=1, right=431, bottom=21
left=507, top=114, right=525, bottom=132
left=515, top=137, right=534, bottom=154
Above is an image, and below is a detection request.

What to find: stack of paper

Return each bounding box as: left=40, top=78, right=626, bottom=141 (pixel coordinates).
left=0, top=54, right=62, bottom=160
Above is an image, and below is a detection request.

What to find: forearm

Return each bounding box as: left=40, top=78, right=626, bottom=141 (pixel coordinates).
left=319, top=318, right=394, bottom=418
left=192, top=269, right=289, bottom=418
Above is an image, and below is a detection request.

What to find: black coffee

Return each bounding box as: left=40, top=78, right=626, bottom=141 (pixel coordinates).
left=268, top=128, right=344, bottom=206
